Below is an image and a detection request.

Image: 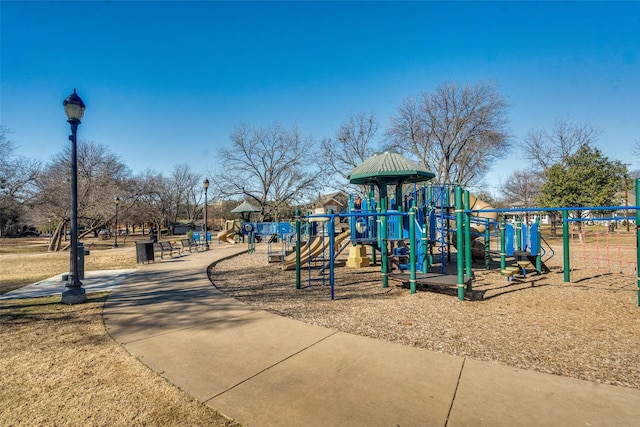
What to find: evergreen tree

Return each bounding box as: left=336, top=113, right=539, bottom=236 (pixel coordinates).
left=539, top=144, right=626, bottom=213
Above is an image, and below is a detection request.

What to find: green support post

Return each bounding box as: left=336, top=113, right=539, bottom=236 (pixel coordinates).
left=535, top=216, right=542, bottom=273
left=427, top=185, right=434, bottom=267
left=464, top=190, right=473, bottom=284
left=369, top=198, right=377, bottom=266
left=247, top=232, right=255, bottom=254
left=381, top=197, right=388, bottom=288
left=409, top=204, right=417, bottom=294
left=499, top=218, right=506, bottom=271
left=563, top=210, right=571, bottom=282
left=421, top=224, right=429, bottom=273
left=447, top=187, right=452, bottom=263
left=369, top=186, right=377, bottom=266
left=454, top=186, right=465, bottom=301
left=636, top=179, right=640, bottom=307
left=295, top=210, right=301, bottom=290
left=484, top=219, right=491, bottom=270
left=516, top=216, right=522, bottom=252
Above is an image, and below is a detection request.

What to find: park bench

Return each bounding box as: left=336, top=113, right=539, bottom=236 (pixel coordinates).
left=191, top=237, right=206, bottom=250
left=154, top=241, right=182, bottom=259
left=181, top=238, right=200, bottom=252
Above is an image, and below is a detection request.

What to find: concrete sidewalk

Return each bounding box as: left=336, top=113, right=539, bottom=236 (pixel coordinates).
left=103, top=244, right=640, bottom=426
left=0, top=268, right=137, bottom=300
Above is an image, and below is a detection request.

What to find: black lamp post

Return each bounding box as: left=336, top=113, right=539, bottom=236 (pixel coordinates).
left=62, top=89, right=87, bottom=304
left=203, top=178, right=210, bottom=250
left=113, top=196, right=120, bottom=248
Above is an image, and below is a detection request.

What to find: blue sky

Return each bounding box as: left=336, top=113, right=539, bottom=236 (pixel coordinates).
left=2, top=1, right=639, bottom=196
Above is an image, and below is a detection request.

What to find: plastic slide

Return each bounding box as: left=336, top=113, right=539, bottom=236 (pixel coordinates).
left=217, top=229, right=237, bottom=244
left=444, top=191, right=498, bottom=259
left=282, top=236, right=321, bottom=262
left=445, top=192, right=497, bottom=233
left=280, top=236, right=325, bottom=270
left=461, top=193, right=498, bottom=259
left=466, top=193, right=498, bottom=235
left=281, top=229, right=351, bottom=271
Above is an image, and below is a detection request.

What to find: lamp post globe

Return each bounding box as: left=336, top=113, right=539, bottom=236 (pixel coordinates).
left=62, top=89, right=87, bottom=304
left=113, top=196, right=120, bottom=248
left=203, top=178, right=210, bottom=250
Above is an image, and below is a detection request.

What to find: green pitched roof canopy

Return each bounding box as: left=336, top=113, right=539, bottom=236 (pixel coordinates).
left=231, top=201, right=261, bottom=214
left=347, top=150, right=435, bottom=207
left=231, top=201, right=261, bottom=222
left=347, top=150, right=435, bottom=186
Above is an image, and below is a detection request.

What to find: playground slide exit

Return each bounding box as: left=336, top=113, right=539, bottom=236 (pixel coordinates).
left=216, top=229, right=237, bottom=244
left=447, top=191, right=498, bottom=259
left=281, top=229, right=351, bottom=271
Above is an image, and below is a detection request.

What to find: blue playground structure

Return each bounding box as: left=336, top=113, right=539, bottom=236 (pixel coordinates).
left=289, top=182, right=639, bottom=306
left=242, top=221, right=294, bottom=240
left=283, top=151, right=640, bottom=306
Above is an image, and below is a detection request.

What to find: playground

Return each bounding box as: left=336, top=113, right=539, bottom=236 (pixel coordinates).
left=211, top=151, right=640, bottom=391
left=203, top=152, right=639, bottom=396
left=211, top=240, right=640, bottom=390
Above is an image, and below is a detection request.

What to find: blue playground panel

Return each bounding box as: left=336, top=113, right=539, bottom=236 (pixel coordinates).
left=192, top=231, right=211, bottom=242
left=349, top=199, right=379, bottom=243
left=505, top=223, right=539, bottom=256
left=243, top=221, right=294, bottom=239
left=386, top=211, right=409, bottom=240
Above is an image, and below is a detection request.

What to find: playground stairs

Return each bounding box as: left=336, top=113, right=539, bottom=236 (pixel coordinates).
left=268, top=252, right=290, bottom=263
left=267, top=236, right=293, bottom=263
left=346, top=243, right=370, bottom=268
left=319, top=240, right=352, bottom=274
left=388, top=272, right=473, bottom=289
left=490, top=249, right=552, bottom=275
left=268, top=254, right=282, bottom=263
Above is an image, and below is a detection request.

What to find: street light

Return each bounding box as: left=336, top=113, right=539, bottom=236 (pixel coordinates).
left=62, top=89, right=86, bottom=304
left=113, top=196, right=120, bottom=248
left=203, top=178, right=210, bottom=250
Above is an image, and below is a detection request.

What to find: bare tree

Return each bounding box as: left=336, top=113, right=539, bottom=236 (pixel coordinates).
left=321, top=111, right=381, bottom=188
left=500, top=168, right=544, bottom=222
left=632, top=138, right=640, bottom=159
left=215, top=123, right=323, bottom=221
left=168, top=163, right=202, bottom=229
left=523, top=117, right=601, bottom=170
left=0, top=127, right=40, bottom=236
left=33, top=140, right=131, bottom=251
left=133, top=171, right=175, bottom=239
left=500, top=169, right=543, bottom=206
left=387, top=81, right=510, bottom=186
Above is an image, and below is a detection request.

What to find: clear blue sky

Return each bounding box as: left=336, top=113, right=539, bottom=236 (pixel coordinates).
left=2, top=1, right=639, bottom=196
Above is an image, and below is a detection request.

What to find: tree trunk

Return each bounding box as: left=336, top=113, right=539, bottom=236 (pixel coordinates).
left=550, top=213, right=558, bottom=237
left=48, top=221, right=65, bottom=252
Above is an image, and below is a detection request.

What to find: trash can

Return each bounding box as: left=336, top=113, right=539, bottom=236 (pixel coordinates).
left=136, top=241, right=155, bottom=264
left=77, top=242, right=88, bottom=280
left=149, top=227, right=158, bottom=243
left=63, top=243, right=90, bottom=281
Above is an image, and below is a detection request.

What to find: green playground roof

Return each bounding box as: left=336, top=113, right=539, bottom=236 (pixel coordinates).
left=231, top=201, right=261, bottom=213
left=347, top=149, right=435, bottom=186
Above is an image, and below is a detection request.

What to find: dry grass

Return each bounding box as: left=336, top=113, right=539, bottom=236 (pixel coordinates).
left=0, top=238, right=241, bottom=427
left=0, top=237, right=139, bottom=294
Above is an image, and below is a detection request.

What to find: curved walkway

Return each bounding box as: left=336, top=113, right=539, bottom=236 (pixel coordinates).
left=103, top=245, right=640, bottom=426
